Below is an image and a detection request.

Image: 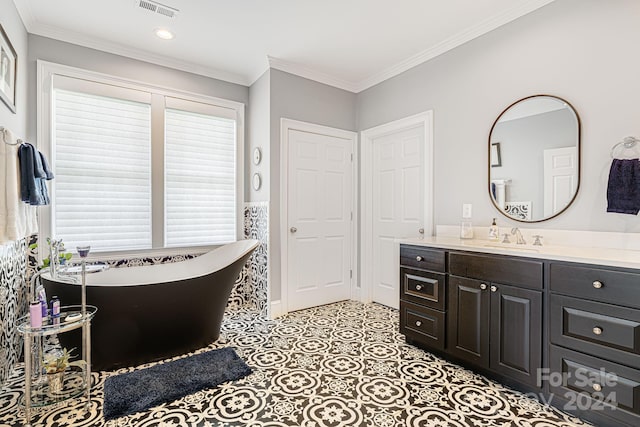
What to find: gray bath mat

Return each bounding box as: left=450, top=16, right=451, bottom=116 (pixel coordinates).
left=103, top=347, right=252, bottom=420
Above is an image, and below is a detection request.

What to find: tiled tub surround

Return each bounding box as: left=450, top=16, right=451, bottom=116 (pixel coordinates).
left=0, top=301, right=589, bottom=426
left=0, top=239, right=27, bottom=389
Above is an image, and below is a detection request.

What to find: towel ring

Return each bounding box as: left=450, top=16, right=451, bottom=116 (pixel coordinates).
left=610, top=136, right=640, bottom=158
left=0, top=126, right=23, bottom=145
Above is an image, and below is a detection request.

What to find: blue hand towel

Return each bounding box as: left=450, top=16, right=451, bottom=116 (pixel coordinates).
left=39, top=151, right=54, bottom=180
left=606, top=158, right=640, bottom=214
left=18, top=143, right=51, bottom=206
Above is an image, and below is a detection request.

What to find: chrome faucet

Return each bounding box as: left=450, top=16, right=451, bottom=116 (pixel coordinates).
left=511, top=227, right=526, bottom=245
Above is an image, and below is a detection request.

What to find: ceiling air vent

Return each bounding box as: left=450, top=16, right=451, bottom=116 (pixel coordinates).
left=136, top=0, right=179, bottom=18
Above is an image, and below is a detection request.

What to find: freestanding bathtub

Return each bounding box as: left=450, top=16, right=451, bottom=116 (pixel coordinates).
left=42, top=239, right=259, bottom=371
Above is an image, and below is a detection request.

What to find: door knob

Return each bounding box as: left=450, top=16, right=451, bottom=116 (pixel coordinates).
left=592, top=383, right=602, bottom=392
left=419, top=228, right=424, bottom=234
left=593, top=326, right=603, bottom=335
left=490, top=285, right=498, bottom=292
left=415, top=284, right=423, bottom=291
left=416, top=256, right=423, bottom=261
left=415, top=320, right=422, bottom=327
left=290, top=227, right=297, bottom=233
left=480, top=283, right=487, bottom=290
left=592, top=280, right=603, bottom=289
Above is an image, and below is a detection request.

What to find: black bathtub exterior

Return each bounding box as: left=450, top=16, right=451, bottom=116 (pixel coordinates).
left=43, top=249, right=254, bottom=371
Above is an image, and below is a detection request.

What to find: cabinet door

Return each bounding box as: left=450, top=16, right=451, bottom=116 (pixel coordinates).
left=490, top=283, right=542, bottom=387
left=448, top=275, right=489, bottom=367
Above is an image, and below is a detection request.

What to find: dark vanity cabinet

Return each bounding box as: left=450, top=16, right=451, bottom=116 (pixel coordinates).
left=399, top=246, right=447, bottom=351
left=399, top=245, right=543, bottom=389
left=549, top=262, right=640, bottom=426
left=448, top=252, right=543, bottom=388
left=399, top=243, right=640, bottom=427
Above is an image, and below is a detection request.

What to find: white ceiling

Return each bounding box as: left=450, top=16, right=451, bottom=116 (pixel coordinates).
left=13, top=0, right=556, bottom=92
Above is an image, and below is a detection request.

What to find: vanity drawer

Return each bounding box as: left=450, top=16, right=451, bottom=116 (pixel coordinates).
left=400, top=267, right=446, bottom=310
left=549, top=345, right=640, bottom=426
left=400, top=245, right=446, bottom=272
left=550, top=263, right=640, bottom=309
left=550, top=295, right=640, bottom=367
left=449, top=252, right=543, bottom=290
left=400, top=301, right=445, bottom=351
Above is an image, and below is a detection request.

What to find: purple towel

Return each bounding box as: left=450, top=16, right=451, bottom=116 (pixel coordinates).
left=607, top=159, right=640, bottom=214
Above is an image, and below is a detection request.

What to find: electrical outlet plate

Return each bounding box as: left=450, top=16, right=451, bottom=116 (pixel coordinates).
left=462, top=203, right=472, bottom=219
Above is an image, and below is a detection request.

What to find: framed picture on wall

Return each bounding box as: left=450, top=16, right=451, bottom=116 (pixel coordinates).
left=0, top=24, right=17, bottom=113
left=491, top=142, right=502, bottom=167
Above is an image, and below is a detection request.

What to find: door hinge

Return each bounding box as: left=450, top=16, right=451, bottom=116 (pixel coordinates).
left=350, top=153, right=353, bottom=162
left=350, top=269, right=353, bottom=279
left=350, top=212, right=353, bottom=221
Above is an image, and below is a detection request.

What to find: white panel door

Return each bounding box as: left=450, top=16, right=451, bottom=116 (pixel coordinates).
left=288, top=129, right=353, bottom=312
left=543, top=146, right=577, bottom=217
left=372, top=125, right=424, bottom=309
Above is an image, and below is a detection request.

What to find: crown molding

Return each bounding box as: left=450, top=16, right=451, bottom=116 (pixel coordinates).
left=14, top=0, right=555, bottom=93
left=13, top=0, right=37, bottom=31
left=267, top=56, right=359, bottom=93
left=355, top=0, right=556, bottom=92
left=24, top=21, right=251, bottom=86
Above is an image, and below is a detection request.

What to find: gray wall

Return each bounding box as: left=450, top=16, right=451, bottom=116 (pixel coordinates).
left=357, top=0, right=640, bottom=233
left=26, top=34, right=249, bottom=142
left=269, top=69, right=357, bottom=301
left=247, top=69, right=270, bottom=202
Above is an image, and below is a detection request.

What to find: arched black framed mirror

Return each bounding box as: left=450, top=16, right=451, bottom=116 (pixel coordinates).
left=488, top=95, right=581, bottom=222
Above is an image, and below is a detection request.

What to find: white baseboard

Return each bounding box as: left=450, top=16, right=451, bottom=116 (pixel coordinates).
left=270, top=300, right=284, bottom=319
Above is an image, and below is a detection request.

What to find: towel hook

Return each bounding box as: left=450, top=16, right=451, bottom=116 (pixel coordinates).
left=610, top=136, right=640, bottom=158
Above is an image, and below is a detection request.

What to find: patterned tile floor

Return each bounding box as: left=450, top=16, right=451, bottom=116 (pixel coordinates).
left=0, top=301, right=591, bottom=427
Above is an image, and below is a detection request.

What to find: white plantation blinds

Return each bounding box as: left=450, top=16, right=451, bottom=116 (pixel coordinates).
left=52, top=88, right=152, bottom=251
left=47, top=70, right=241, bottom=254
left=165, top=108, right=236, bottom=246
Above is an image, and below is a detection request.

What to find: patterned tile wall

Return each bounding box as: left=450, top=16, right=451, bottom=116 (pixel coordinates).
left=0, top=239, right=27, bottom=388
left=228, top=202, right=269, bottom=316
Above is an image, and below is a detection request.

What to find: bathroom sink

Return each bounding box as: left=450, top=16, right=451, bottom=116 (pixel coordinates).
left=482, top=243, right=539, bottom=253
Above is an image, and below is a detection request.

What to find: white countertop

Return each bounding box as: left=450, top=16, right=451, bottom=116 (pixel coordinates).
left=399, top=236, right=640, bottom=270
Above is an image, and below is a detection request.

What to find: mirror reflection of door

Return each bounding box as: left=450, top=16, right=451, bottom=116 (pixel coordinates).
left=488, top=95, right=580, bottom=222
left=543, top=146, right=578, bottom=217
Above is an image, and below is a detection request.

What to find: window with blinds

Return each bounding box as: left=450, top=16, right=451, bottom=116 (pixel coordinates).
left=53, top=88, right=152, bottom=252
left=165, top=108, right=236, bottom=246
left=47, top=71, right=241, bottom=254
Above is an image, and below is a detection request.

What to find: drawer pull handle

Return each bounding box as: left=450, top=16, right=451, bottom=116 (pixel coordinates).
left=415, top=284, right=423, bottom=291
left=593, top=327, right=603, bottom=335
left=480, top=283, right=487, bottom=290
left=592, top=383, right=602, bottom=392
left=415, top=320, right=422, bottom=327
left=490, top=285, right=498, bottom=292
left=416, top=256, right=423, bottom=262
left=592, top=280, right=603, bottom=289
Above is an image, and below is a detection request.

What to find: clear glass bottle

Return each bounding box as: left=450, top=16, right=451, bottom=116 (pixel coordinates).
left=488, top=218, right=499, bottom=241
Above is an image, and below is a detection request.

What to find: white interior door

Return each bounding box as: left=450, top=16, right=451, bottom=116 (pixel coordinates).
left=287, top=128, right=353, bottom=312
left=543, top=146, right=577, bottom=216
left=372, top=125, right=424, bottom=309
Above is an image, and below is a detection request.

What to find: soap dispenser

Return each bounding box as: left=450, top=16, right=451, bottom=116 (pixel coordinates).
left=488, top=218, right=499, bottom=241
left=460, top=204, right=474, bottom=239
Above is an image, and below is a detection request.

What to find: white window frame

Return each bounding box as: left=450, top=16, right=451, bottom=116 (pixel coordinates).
left=37, top=60, right=245, bottom=260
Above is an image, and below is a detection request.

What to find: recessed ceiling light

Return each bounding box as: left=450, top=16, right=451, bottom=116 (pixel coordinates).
left=155, top=28, right=174, bottom=40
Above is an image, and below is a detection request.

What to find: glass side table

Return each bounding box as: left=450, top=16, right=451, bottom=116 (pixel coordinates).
left=17, top=305, right=97, bottom=426
left=18, top=249, right=108, bottom=426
